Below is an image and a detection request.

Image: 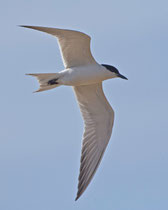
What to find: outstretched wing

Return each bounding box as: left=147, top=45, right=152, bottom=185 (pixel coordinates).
left=74, top=83, right=114, bottom=200
left=20, top=25, right=96, bottom=68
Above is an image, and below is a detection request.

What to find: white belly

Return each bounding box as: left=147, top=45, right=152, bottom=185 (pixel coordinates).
left=59, top=64, right=113, bottom=86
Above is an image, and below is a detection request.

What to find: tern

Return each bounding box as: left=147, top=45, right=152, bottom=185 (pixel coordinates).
left=21, top=25, right=127, bottom=200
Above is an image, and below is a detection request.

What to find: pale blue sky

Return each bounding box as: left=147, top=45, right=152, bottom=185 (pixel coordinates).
left=0, top=0, right=168, bottom=209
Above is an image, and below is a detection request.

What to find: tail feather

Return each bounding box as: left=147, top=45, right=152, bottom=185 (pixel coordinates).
left=26, top=73, right=60, bottom=92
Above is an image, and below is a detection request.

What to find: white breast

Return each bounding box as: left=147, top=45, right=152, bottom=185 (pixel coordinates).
left=59, top=64, right=113, bottom=86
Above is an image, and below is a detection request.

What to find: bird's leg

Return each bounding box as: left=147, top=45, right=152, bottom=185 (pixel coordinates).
left=47, top=78, right=59, bottom=85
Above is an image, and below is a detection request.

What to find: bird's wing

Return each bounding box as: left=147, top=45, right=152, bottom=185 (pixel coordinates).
left=20, top=25, right=96, bottom=68
left=73, top=83, right=114, bottom=200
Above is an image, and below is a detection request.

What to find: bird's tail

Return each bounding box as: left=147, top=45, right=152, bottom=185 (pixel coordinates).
left=26, top=73, right=61, bottom=92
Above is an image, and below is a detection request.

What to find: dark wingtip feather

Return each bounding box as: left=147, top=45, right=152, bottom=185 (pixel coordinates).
left=18, top=25, right=28, bottom=28
left=18, top=25, right=34, bottom=29
left=75, top=184, right=86, bottom=201
left=75, top=194, right=80, bottom=201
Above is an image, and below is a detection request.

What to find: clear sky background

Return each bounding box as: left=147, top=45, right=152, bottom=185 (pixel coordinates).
left=1, top=0, right=168, bottom=209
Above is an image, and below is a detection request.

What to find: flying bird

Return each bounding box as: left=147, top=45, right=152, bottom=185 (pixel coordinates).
left=20, top=25, right=127, bottom=200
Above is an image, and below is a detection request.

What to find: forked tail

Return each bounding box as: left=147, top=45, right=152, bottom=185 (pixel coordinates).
left=26, top=73, right=60, bottom=92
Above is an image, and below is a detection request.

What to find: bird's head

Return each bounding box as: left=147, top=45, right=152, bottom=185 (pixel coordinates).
left=102, top=64, right=128, bottom=80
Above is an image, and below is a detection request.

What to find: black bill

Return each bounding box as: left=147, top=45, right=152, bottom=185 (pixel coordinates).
left=118, top=73, right=128, bottom=80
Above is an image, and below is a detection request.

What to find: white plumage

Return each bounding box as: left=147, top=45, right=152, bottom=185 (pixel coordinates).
left=21, top=25, right=127, bottom=200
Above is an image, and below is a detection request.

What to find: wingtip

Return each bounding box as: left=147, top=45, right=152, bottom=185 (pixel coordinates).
left=18, top=25, right=28, bottom=28
left=75, top=191, right=83, bottom=201
left=18, top=25, right=36, bottom=29
left=75, top=195, right=79, bottom=201
left=33, top=90, right=39, bottom=93
left=25, top=73, right=35, bottom=76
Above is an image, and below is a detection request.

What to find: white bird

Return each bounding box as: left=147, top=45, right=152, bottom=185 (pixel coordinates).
left=21, top=25, right=127, bottom=200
